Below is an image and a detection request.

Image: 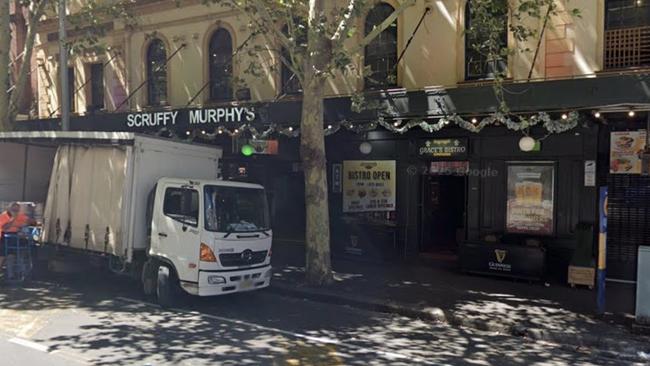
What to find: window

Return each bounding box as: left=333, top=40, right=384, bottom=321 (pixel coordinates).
left=281, top=48, right=302, bottom=95
left=204, top=185, right=270, bottom=233
left=606, top=0, right=650, bottom=30
left=364, top=3, right=398, bottom=89
left=163, top=187, right=199, bottom=227
left=208, top=28, right=233, bottom=102
left=146, top=39, right=167, bottom=106
left=280, top=23, right=304, bottom=95
left=604, top=0, right=650, bottom=69
left=67, top=66, right=76, bottom=113
left=146, top=185, right=157, bottom=236
left=464, top=0, right=508, bottom=80
left=89, top=63, right=104, bottom=111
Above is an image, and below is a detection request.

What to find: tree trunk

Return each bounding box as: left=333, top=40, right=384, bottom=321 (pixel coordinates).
left=301, top=0, right=332, bottom=286
left=300, top=75, right=332, bottom=285
left=0, top=0, right=10, bottom=131
left=9, top=1, right=46, bottom=126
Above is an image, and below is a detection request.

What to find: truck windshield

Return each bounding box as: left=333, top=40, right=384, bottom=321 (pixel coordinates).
left=204, top=185, right=270, bottom=233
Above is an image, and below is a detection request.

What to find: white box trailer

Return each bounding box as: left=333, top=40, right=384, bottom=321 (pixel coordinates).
left=0, top=131, right=220, bottom=262
left=0, top=131, right=273, bottom=306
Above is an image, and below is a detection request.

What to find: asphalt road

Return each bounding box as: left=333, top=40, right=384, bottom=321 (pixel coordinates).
left=0, top=272, right=641, bottom=366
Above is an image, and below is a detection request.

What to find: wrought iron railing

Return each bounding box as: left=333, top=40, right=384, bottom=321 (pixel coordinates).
left=605, top=25, right=650, bottom=70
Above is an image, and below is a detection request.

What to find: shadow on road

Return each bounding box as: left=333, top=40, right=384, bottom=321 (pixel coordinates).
left=0, top=272, right=629, bottom=365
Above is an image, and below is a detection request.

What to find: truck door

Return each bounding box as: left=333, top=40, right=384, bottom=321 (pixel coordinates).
left=155, top=184, right=201, bottom=283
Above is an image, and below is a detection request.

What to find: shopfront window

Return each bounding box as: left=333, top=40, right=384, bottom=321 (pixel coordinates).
left=146, top=39, right=168, bottom=106
left=208, top=28, right=233, bottom=102
left=364, top=3, right=398, bottom=89
left=204, top=185, right=270, bottom=233
left=464, top=0, right=508, bottom=80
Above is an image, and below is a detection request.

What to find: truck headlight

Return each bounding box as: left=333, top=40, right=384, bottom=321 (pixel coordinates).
left=208, top=276, right=226, bottom=285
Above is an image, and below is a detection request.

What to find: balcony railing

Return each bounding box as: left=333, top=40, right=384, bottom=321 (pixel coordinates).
left=605, top=25, right=650, bottom=70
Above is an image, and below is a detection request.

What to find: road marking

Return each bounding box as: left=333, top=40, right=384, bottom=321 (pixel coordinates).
left=50, top=350, right=91, bottom=365
left=115, top=296, right=437, bottom=365
left=9, top=337, right=50, bottom=352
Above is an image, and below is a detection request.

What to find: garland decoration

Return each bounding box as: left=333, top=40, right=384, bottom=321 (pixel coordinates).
left=154, top=111, right=581, bottom=142
left=377, top=111, right=580, bottom=135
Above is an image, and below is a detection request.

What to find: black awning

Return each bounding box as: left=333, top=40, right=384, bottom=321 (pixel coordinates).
left=18, top=72, right=650, bottom=133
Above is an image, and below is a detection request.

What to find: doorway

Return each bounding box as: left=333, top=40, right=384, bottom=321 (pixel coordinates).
left=419, top=173, right=467, bottom=257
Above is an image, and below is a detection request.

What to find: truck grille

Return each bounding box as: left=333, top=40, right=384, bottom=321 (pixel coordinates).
left=219, top=250, right=267, bottom=267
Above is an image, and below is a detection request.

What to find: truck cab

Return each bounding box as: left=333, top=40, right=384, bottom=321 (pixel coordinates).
left=148, top=178, right=272, bottom=300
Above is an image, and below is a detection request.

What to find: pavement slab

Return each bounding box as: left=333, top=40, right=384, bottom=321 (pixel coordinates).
left=269, top=242, right=650, bottom=362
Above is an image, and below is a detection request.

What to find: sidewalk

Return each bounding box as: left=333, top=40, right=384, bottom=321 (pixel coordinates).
left=270, top=241, right=650, bottom=362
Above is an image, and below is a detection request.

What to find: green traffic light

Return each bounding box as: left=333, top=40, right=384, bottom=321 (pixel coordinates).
left=241, top=144, right=254, bottom=156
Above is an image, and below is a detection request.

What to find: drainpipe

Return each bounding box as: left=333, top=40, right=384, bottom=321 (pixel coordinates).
left=58, top=0, right=69, bottom=130
left=124, top=28, right=133, bottom=111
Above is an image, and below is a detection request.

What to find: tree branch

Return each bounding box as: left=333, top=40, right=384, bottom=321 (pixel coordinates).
left=9, top=0, right=47, bottom=124
left=282, top=9, right=305, bottom=80
left=349, top=0, right=415, bottom=55
left=0, top=0, right=10, bottom=130
left=331, top=0, right=360, bottom=45
left=242, top=0, right=294, bottom=51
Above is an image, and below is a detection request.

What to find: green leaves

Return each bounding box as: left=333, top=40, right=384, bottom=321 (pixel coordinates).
left=464, top=0, right=582, bottom=115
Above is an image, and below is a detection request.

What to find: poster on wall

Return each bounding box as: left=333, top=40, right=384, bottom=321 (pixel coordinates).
left=610, top=130, right=647, bottom=174
left=343, top=160, right=396, bottom=213
left=506, top=163, right=555, bottom=235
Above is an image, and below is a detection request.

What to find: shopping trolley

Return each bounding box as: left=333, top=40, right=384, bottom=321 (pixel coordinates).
left=2, top=226, right=39, bottom=283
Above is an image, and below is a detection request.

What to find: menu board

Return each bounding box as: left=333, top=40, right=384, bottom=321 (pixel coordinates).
left=610, top=130, right=647, bottom=174
left=343, top=160, right=396, bottom=213
left=506, top=163, right=555, bottom=235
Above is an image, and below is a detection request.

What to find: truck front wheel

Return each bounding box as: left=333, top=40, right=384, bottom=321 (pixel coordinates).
left=141, top=259, right=157, bottom=297
left=157, top=264, right=177, bottom=308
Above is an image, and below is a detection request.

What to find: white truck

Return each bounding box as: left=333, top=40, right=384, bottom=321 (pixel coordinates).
left=0, top=131, right=272, bottom=306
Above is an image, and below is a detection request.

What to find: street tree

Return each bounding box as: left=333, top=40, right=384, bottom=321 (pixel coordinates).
left=0, top=0, right=136, bottom=131
left=201, top=0, right=579, bottom=285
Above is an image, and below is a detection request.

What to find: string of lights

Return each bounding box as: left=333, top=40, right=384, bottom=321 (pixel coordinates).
left=153, top=111, right=582, bottom=141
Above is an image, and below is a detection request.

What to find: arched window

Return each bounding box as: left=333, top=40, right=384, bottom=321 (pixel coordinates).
left=280, top=23, right=304, bottom=95
left=281, top=48, right=302, bottom=95
left=209, top=28, right=233, bottom=102
left=464, top=0, right=507, bottom=80
left=146, top=39, right=168, bottom=106
left=364, top=3, right=398, bottom=89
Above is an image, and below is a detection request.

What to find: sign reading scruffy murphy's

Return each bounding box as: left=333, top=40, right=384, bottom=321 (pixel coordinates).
left=417, top=138, right=468, bottom=158
left=343, top=160, right=396, bottom=213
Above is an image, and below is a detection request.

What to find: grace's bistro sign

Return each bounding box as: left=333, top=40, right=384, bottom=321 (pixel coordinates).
left=126, top=107, right=256, bottom=128
left=417, top=138, right=468, bottom=158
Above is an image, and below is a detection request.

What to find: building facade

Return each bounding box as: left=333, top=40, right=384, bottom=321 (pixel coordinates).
left=29, top=0, right=610, bottom=116
left=22, top=0, right=650, bottom=287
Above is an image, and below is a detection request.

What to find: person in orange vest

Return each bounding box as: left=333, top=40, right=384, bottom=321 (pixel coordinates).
left=0, top=203, right=33, bottom=271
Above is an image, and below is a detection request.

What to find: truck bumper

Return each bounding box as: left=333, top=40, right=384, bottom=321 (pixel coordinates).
left=193, top=265, right=271, bottom=296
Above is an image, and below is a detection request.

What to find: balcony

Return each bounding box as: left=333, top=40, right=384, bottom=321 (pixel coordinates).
left=605, top=25, right=650, bottom=70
